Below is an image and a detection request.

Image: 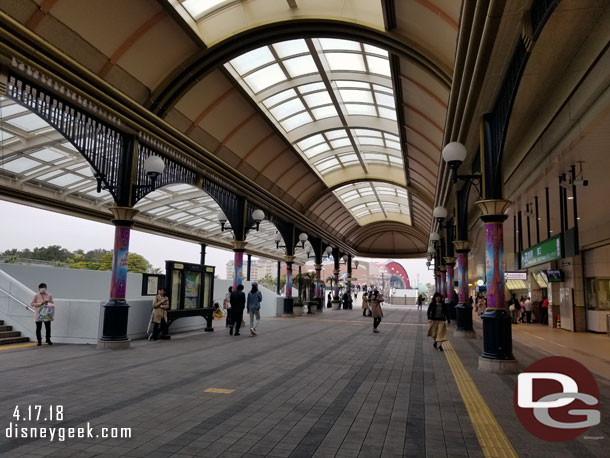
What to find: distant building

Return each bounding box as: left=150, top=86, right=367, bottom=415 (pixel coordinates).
left=226, top=258, right=278, bottom=281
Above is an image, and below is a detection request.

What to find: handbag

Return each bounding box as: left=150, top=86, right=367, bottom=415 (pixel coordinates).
left=213, top=310, right=223, bottom=319
left=509, top=304, right=515, bottom=312
left=37, top=304, right=55, bottom=321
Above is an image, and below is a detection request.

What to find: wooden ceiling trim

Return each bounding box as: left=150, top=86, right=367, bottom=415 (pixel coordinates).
left=25, top=0, right=58, bottom=30
left=185, top=87, right=234, bottom=135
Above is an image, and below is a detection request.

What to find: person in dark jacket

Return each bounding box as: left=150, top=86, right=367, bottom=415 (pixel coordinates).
left=229, top=284, right=246, bottom=336
left=247, top=282, right=262, bottom=336
left=427, top=292, right=450, bottom=351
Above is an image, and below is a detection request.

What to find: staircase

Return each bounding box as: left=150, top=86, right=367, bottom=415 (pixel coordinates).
left=0, top=319, right=30, bottom=345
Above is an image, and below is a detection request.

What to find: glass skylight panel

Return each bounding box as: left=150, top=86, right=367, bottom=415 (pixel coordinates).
left=339, top=89, right=373, bottom=104
left=303, top=142, right=330, bottom=158
left=325, top=53, right=365, bottom=72
left=29, top=148, right=65, bottom=162
left=166, top=212, right=188, bottom=221
left=230, top=46, right=275, bottom=75
left=181, top=0, right=231, bottom=20
left=366, top=56, right=391, bottom=77
left=303, top=91, right=332, bottom=107
left=376, top=187, right=396, bottom=195
left=0, top=129, right=15, bottom=141
left=374, top=92, right=395, bottom=107
left=297, top=134, right=325, bottom=151
left=0, top=103, right=27, bottom=117
left=345, top=104, right=377, bottom=116
left=36, top=170, right=64, bottom=181
left=263, top=89, right=297, bottom=108
left=74, top=167, right=94, bottom=177
left=339, top=154, right=358, bottom=165
left=324, top=129, right=348, bottom=140
left=319, top=39, right=361, bottom=51
left=384, top=133, right=400, bottom=142
left=312, top=106, right=337, bottom=120
left=6, top=113, right=50, bottom=132
left=48, top=173, right=84, bottom=187
left=354, top=129, right=382, bottom=137
left=166, top=184, right=194, bottom=193
left=330, top=138, right=351, bottom=149
left=2, top=157, right=39, bottom=173
left=389, top=156, right=403, bottom=165
left=379, top=108, right=397, bottom=120
left=351, top=203, right=366, bottom=212
left=335, top=80, right=370, bottom=89
left=364, top=44, right=388, bottom=57
left=283, top=55, right=317, bottom=78
left=280, top=111, right=312, bottom=131
left=269, top=98, right=306, bottom=120
left=244, top=64, right=286, bottom=93
left=363, top=153, right=388, bottom=163
left=315, top=158, right=339, bottom=172
left=385, top=139, right=401, bottom=149
left=273, top=39, right=309, bottom=58
left=298, top=82, right=326, bottom=94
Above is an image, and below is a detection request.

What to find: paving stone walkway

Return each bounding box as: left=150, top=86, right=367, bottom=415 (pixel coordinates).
left=0, top=306, right=608, bottom=457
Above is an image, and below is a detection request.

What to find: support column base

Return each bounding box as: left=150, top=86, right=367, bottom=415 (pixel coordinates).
left=478, top=356, right=519, bottom=373
left=97, top=339, right=130, bottom=350
left=454, top=329, right=477, bottom=338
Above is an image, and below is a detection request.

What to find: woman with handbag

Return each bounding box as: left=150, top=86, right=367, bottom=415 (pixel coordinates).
left=31, top=282, right=54, bottom=346
left=427, top=292, right=449, bottom=351
left=151, top=288, right=170, bottom=340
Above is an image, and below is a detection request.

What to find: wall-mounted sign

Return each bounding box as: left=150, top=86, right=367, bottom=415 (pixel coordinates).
left=520, top=234, right=563, bottom=268
left=505, top=272, right=527, bottom=281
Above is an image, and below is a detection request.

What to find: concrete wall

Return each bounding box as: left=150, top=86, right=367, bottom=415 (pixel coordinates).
left=0, top=263, right=144, bottom=300
left=0, top=266, right=284, bottom=344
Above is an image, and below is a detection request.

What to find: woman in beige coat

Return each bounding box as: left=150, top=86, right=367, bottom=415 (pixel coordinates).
left=370, top=290, right=384, bottom=333
left=152, top=288, right=170, bottom=340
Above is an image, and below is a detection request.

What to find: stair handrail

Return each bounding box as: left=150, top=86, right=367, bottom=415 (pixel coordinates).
left=0, top=286, right=36, bottom=313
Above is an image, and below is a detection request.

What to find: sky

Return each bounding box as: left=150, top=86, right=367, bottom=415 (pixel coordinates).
left=0, top=200, right=434, bottom=285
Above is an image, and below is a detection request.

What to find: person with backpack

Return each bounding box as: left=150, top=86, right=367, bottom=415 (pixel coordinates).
left=247, top=282, right=262, bottom=336
left=229, top=284, right=246, bottom=336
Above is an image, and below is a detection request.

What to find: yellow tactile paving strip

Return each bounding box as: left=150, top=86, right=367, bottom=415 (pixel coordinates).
left=443, top=341, right=518, bottom=458
left=0, top=342, right=38, bottom=351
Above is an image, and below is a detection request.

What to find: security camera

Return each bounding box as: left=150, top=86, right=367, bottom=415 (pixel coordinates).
left=573, top=179, right=588, bottom=186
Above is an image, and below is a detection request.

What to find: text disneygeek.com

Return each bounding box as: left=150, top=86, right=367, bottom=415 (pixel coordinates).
left=5, top=422, right=132, bottom=442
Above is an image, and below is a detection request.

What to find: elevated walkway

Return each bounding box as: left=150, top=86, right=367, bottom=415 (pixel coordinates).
left=0, top=306, right=607, bottom=457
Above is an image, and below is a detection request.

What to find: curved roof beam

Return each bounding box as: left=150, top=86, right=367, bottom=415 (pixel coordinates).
left=148, top=19, right=452, bottom=117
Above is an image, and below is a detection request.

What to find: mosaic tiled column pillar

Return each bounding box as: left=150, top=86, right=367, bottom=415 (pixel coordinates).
left=454, top=241, right=475, bottom=337
left=99, top=207, right=138, bottom=348
left=283, top=256, right=295, bottom=315
left=232, top=241, right=246, bottom=290
left=444, top=257, right=457, bottom=319
left=440, top=267, right=447, bottom=298
left=476, top=199, right=517, bottom=372
left=314, top=263, right=323, bottom=312
left=333, top=269, right=340, bottom=299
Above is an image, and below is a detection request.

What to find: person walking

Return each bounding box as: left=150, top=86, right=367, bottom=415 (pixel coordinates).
left=524, top=296, right=532, bottom=323
left=327, top=291, right=332, bottom=308
left=370, top=289, right=384, bottom=333
left=361, top=291, right=369, bottom=316
left=427, top=292, right=450, bottom=351
left=541, top=297, right=549, bottom=325
left=223, top=286, right=232, bottom=330
left=416, top=294, right=424, bottom=310
left=151, top=288, right=171, bottom=340
left=508, top=293, right=520, bottom=324
left=247, top=282, right=262, bottom=336
left=31, top=282, right=54, bottom=346
left=229, top=284, right=246, bottom=336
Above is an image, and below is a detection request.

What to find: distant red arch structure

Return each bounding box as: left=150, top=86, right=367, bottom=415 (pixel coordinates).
left=384, top=261, right=411, bottom=289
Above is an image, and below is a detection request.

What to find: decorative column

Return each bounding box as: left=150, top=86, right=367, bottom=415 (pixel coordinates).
left=98, top=206, right=138, bottom=349
left=440, top=267, right=447, bottom=298
left=276, top=261, right=281, bottom=295
left=435, top=272, right=440, bottom=293
left=231, top=241, right=246, bottom=289
left=444, top=256, right=457, bottom=319
left=454, top=241, right=475, bottom=337
left=283, top=255, right=295, bottom=315
left=314, top=263, right=323, bottom=311
left=332, top=248, right=340, bottom=306
left=476, top=199, right=518, bottom=372
left=246, top=254, right=252, bottom=281
left=346, top=255, right=352, bottom=309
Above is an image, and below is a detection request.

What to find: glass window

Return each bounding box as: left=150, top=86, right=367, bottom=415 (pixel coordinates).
left=335, top=80, right=370, bottom=89
left=0, top=103, right=27, bottom=117
left=2, top=157, right=39, bottom=173
left=325, top=53, right=365, bottom=72
left=298, top=82, right=326, bottom=94
left=283, top=55, right=317, bottom=78
left=319, top=38, right=361, bottom=51
left=366, top=56, right=391, bottom=77
left=273, top=39, right=309, bottom=58
left=0, top=129, right=15, bottom=141
left=304, top=92, right=332, bottom=107
left=312, top=106, right=337, bottom=120
left=330, top=138, right=351, bottom=149
left=269, top=98, right=305, bottom=120
left=280, top=111, right=313, bottom=131
left=182, top=0, right=233, bottom=20
left=230, top=46, right=275, bottom=75
left=29, top=148, right=65, bottom=162
left=6, top=113, right=49, bottom=132
left=302, top=142, right=330, bottom=158
left=244, top=64, right=286, bottom=93
left=364, top=44, right=388, bottom=57
left=339, top=89, right=373, bottom=104
left=297, top=134, right=325, bottom=151
left=345, top=104, right=377, bottom=116
left=324, top=129, right=348, bottom=140
left=375, top=92, right=395, bottom=107
left=263, top=89, right=297, bottom=108
left=378, top=107, right=397, bottom=121
left=48, top=173, right=84, bottom=187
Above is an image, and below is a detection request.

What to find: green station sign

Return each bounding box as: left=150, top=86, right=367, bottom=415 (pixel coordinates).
left=520, top=234, right=563, bottom=268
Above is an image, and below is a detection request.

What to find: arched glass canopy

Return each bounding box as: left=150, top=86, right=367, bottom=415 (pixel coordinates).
left=225, top=37, right=408, bottom=227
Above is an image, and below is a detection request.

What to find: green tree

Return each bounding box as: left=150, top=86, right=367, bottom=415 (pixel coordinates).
left=258, top=274, right=285, bottom=292
left=98, top=252, right=152, bottom=273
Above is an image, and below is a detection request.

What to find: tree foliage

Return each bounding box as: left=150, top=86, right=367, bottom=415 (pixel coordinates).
left=1, top=246, right=155, bottom=273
